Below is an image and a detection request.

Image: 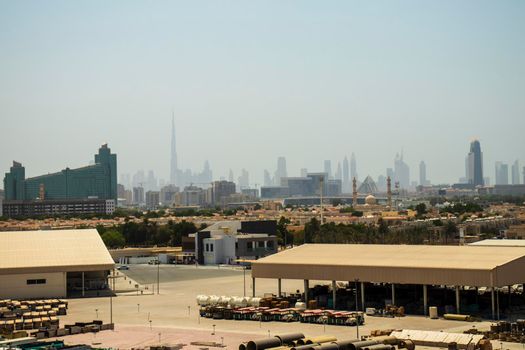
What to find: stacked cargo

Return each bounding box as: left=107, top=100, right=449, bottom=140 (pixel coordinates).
left=464, top=320, right=525, bottom=343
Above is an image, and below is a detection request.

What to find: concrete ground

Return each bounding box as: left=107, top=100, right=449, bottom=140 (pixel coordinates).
left=55, top=265, right=516, bottom=349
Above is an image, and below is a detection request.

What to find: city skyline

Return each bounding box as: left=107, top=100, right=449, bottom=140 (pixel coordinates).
left=1, top=1, right=524, bottom=186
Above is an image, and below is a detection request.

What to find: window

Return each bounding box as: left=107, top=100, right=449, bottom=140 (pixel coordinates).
left=210, top=244, right=214, bottom=252
left=267, top=240, right=274, bottom=248
left=27, top=279, right=46, bottom=285
left=235, top=242, right=238, bottom=249
left=258, top=241, right=264, bottom=248
left=205, top=243, right=209, bottom=252
left=247, top=242, right=253, bottom=250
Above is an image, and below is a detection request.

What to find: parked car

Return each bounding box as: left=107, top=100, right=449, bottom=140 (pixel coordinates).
left=117, top=265, right=129, bottom=270
left=148, top=260, right=160, bottom=265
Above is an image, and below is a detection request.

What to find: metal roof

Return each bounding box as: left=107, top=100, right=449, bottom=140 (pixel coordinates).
left=469, top=239, right=525, bottom=247
left=0, top=229, right=115, bottom=275
left=251, top=243, right=525, bottom=287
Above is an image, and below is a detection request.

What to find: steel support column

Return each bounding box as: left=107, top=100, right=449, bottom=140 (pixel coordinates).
left=423, top=285, right=428, bottom=316
left=278, top=278, right=282, bottom=297
left=332, top=280, right=337, bottom=309
left=491, top=287, right=495, bottom=320
left=82, top=272, right=85, bottom=297
left=360, top=282, right=365, bottom=310
left=455, top=286, right=460, bottom=314
left=304, top=279, right=309, bottom=303
left=391, top=284, right=396, bottom=306
left=252, top=277, right=255, bottom=297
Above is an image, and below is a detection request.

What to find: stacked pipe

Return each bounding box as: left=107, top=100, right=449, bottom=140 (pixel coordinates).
left=240, top=334, right=404, bottom=350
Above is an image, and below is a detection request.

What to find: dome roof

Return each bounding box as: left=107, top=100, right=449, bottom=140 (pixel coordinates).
left=365, top=194, right=377, bottom=205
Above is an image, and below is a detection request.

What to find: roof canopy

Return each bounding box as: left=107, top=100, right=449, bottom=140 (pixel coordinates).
left=251, top=244, right=525, bottom=287
left=0, top=229, right=115, bottom=275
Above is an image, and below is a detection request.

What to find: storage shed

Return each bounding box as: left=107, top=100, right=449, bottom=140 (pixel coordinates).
left=0, top=229, right=115, bottom=299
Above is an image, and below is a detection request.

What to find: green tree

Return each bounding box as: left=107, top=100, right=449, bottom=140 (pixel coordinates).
left=415, top=203, right=427, bottom=217
left=277, top=216, right=291, bottom=248
left=101, top=230, right=126, bottom=248
left=304, top=218, right=320, bottom=243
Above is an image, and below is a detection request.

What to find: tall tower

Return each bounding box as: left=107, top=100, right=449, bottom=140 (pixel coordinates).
left=343, top=156, right=349, bottom=192
left=170, top=115, right=178, bottom=186
left=387, top=176, right=392, bottom=207
left=275, top=157, right=287, bottom=185
left=350, top=153, right=357, bottom=182
left=352, top=177, right=357, bottom=206
left=467, top=140, right=484, bottom=186
left=324, top=160, right=332, bottom=179
left=419, top=161, right=427, bottom=186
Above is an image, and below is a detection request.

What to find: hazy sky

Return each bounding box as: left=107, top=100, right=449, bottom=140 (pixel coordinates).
left=1, top=0, right=524, bottom=187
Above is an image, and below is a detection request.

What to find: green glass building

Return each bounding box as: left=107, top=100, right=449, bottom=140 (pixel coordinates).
left=3, top=144, right=117, bottom=201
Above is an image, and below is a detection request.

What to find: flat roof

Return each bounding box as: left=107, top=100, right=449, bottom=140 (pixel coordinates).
left=469, top=239, right=525, bottom=247
left=251, top=244, right=525, bottom=287
left=0, top=229, right=115, bottom=275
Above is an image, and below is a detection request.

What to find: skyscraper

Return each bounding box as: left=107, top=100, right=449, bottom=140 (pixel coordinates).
left=511, top=160, right=520, bottom=185
left=466, top=140, right=484, bottom=186
left=394, top=153, right=410, bottom=189
left=350, top=153, right=357, bottom=182
left=342, top=156, right=350, bottom=193
left=170, top=116, right=178, bottom=186
left=323, top=160, right=332, bottom=179
left=275, top=157, right=287, bottom=185
left=419, top=161, right=427, bottom=186
left=335, top=162, right=342, bottom=181
left=263, top=170, right=272, bottom=186
left=495, top=161, right=509, bottom=185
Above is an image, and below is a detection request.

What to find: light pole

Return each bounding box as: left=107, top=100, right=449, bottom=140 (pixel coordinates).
left=243, top=266, right=246, bottom=297
left=95, top=309, right=98, bottom=319
left=157, top=258, right=160, bottom=295
left=137, top=303, right=140, bottom=312
left=354, top=278, right=360, bottom=340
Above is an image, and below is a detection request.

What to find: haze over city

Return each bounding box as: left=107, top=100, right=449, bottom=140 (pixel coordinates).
left=1, top=1, right=524, bottom=185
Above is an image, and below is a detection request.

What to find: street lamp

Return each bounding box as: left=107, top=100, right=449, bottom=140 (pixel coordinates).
left=354, top=278, right=360, bottom=340
left=157, top=258, right=160, bottom=295
left=95, top=309, right=98, bottom=319
left=137, top=303, right=140, bottom=312
left=243, top=265, right=246, bottom=297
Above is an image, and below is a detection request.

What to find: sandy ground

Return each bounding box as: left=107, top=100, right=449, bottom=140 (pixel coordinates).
left=51, top=265, right=516, bottom=349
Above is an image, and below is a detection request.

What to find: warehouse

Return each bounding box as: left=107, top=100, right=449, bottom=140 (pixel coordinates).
left=0, top=229, right=115, bottom=299
left=251, top=244, right=525, bottom=319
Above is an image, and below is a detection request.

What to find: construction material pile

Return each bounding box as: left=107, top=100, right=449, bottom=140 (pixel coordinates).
left=238, top=332, right=407, bottom=350
left=464, top=320, right=525, bottom=343
left=0, top=299, right=67, bottom=334
left=391, top=329, right=491, bottom=350
left=197, top=295, right=364, bottom=326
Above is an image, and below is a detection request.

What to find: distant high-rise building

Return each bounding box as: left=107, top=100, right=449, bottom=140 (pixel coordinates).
left=324, top=160, right=332, bottom=179
left=263, top=169, right=272, bottom=186
left=274, top=157, right=287, bottom=185
left=466, top=140, right=484, bottom=186
left=300, top=168, right=308, bottom=178
left=495, top=161, right=509, bottom=185
left=160, top=184, right=179, bottom=206
left=212, top=180, right=236, bottom=205
left=170, top=116, right=178, bottom=186
left=335, top=162, right=342, bottom=181
left=419, top=161, right=428, bottom=186
left=342, top=156, right=350, bottom=192
left=133, top=186, right=145, bottom=205
left=350, top=153, right=357, bottom=182
left=238, top=169, right=249, bottom=190
left=523, top=166, right=525, bottom=185
left=145, top=191, right=160, bottom=209
left=511, top=160, right=520, bottom=185
left=386, top=168, right=394, bottom=180
left=228, top=169, right=234, bottom=183
left=146, top=170, right=158, bottom=191
left=394, top=153, right=410, bottom=189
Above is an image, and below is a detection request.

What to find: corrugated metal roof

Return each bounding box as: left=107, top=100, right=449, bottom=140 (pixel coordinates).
left=0, top=229, right=115, bottom=274
left=251, top=244, right=525, bottom=286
